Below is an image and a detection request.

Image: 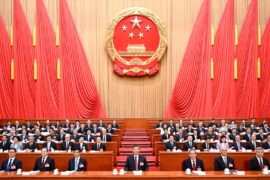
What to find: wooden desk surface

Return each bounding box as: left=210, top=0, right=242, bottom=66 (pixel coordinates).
left=0, top=152, right=114, bottom=171
left=0, top=171, right=269, bottom=180
left=159, top=151, right=270, bottom=171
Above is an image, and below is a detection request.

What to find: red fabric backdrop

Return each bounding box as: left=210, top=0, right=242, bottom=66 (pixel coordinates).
left=0, top=17, right=13, bottom=118
left=165, top=0, right=212, bottom=118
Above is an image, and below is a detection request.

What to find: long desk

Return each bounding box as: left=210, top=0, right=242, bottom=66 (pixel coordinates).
left=0, top=152, right=113, bottom=171
left=159, top=151, right=270, bottom=171
left=0, top=171, right=269, bottom=180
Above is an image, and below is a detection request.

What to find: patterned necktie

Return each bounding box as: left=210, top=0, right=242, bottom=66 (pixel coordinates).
left=75, top=158, right=79, bottom=171
left=134, top=156, right=138, bottom=170
left=7, top=159, right=12, bottom=171
left=192, top=160, right=196, bottom=170
left=260, top=158, right=264, bottom=169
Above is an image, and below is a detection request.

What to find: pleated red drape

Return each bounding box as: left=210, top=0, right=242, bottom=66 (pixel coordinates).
left=35, top=0, right=60, bottom=118
left=165, top=0, right=212, bottom=118
left=59, top=0, right=106, bottom=118
left=0, top=17, right=13, bottom=118
left=13, top=0, right=36, bottom=118
left=260, top=18, right=270, bottom=117
left=212, top=0, right=236, bottom=118
left=236, top=0, right=259, bottom=118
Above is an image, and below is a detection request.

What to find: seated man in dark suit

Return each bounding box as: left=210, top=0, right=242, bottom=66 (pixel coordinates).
left=61, top=134, right=75, bottom=151
left=246, top=134, right=260, bottom=150
left=68, top=150, right=87, bottom=171
left=19, top=129, right=29, bottom=142
left=183, top=135, right=196, bottom=151
left=76, top=136, right=88, bottom=152
left=0, top=135, right=11, bottom=151
left=161, top=129, right=170, bottom=142
left=42, top=135, right=57, bottom=151
left=124, top=145, right=148, bottom=171
left=0, top=148, right=22, bottom=171
left=92, top=137, right=106, bottom=151
left=33, top=148, right=55, bottom=171
left=256, top=129, right=266, bottom=141
left=200, top=137, right=215, bottom=151
left=84, top=129, right=94, bottom=142
left=214, top=146, right=236, bottom=171
left=165, top=135, right=179, bottom=151
left=232, top=135, right=245, bottom=151
left=249, top=147, right=270, bottom=170
left=182, top=149, right=205, bottom=171
left=24, top=136, right=38, bottom=152
left=262, top=135, right=270, bottom=150
left=243, top=128, right=252, bottom=142
left=100, top=129, right=111, bottom=142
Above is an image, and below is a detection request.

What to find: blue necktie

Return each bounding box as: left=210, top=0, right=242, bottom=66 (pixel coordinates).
left=75, top=158, right=79, bottom=171
left=7, top=159, right=12, bottom=171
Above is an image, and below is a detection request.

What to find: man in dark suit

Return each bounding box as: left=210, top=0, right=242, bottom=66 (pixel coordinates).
left=0, top=148, right=22, bottom=171
left=263, top=135, right=270, bottom=150
left=243, top=128, right=252, bottom=142
left=24, top=136, right=37, bottom=151
left=42, top=135, right=57, bottom=151
left=58, top=129, right=66, bottom=142
left=165, top=135, right=179, bottom=151
left=61, top=134, right=75, bottom=151
left=76, top=136, right=88, bottom=152
left=124, top=145, right=148, bottom=171
left=182, top=149, right=205, bottom=171
left=91, top=124, right=100, bottom=134
left=68, top=150, right=87, bottom=171
left=84, top=129, right=94, bottom=142
left=33, top=148, right=55, bottom=171
left=246, top=134, right=260, bottom=150
left=0, top=135, right=11, bottom=151
left=200, top=137, right=214, bottom=151
left=249, top=147, right=270, bottom=170
left=232, top=135, right=244, bottom=151
left=19, top=129, right=29, bottom=142
left=100, top=129, right=111, bottom=142
left=91, top=137, right=106, bottom=151
left=183, top=135, right=196, bottom=151
left=161, top=129, right=170, bottom=142
left=34, top=129, right=44, bottom=141
left=256, top=129, right=266, bottom=141
left=214, top=146, right=236, bottom=171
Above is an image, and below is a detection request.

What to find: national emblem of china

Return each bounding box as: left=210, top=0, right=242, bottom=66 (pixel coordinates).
left=106, top=7, right=167, bottom=76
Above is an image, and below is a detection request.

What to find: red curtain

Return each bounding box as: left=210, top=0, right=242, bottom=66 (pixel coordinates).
left=212, top=0, right=235, bottom=118
left=236, top=0, right=259, bottom=118
left=165, top=0, right=212, bottom=118
left=59, top=0, right=106, bottom=118
left=260, top=18, right=270, bottom=117
left=35, top=0, right=60, bottom=118
left=0, top=17, right=13, bottom=118
left=13, top=0, right=36, bottom=118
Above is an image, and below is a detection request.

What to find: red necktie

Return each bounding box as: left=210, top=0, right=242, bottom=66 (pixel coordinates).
left=260, top=159, right=264, bottom=169
left=134, top=156, right=138, bottom=170
left=192, top=160, right=196, bottom=170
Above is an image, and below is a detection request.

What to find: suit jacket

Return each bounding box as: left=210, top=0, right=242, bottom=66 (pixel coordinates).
left=256, top=134, right=266, bottom=141
left=76, top=143, right=88, bottom=151
left=58, top=134, right=66, bottom=141
left=91, top=128, right=100, bottom=134
left=24, top=142, right=38, bottom=151
left=200, top=143, right=215, bottom=151
left=99, top=134, right=111, bottom=142
left=263, top=142, right=270, bottom=150
left=232, top=141, right=244, bottom=151
left=33, top=156, right=55, bottom=171
left=249, top=157, right=270, bottom=171
left=0, top=158, right=22, bottom=171
left=42, top=142, right=57, bottom=151
left=91, top=143, right=106, bottom=151
left=214, top=156, right=235, bottom=171
left=34, top=134, right=44, bottom=141
left=107, top=128, right=114, bottom=134
left=61, top=141, right=75, bottom=151
left=161, top=134, right=169, bottom=141
left=182, top=158, right=205, bottom=171
left=10, top=143, right=23, bottom=151
left=19, top=134, right=29, bottom=141
left=183, top=141, right=196, bottom=151
left=84, top=135, right=94, bottom=142
left=243, top=134, right=252, bottom=142
left=246, top=141, right=260, bottom=150
left=124, top=155, right=149, bottom=171
left=68, top=157, right=87, bottom=171
left=0, top=141, right=11, bottom=151
left=165, top=141, right=178, bottom=151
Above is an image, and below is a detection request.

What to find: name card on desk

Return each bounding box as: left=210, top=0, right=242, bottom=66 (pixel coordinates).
left=133, top=170, right=143, bottom=176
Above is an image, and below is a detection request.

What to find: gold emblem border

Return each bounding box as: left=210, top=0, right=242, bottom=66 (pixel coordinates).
left=106, top=7, right=167, bottom=66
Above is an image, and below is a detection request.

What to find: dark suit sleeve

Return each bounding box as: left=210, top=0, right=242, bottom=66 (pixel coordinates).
left=33, top=159, right=39, bottom=171
left=0, top=160, right=5, bottom=171
left=199, top=159, right=205, bottom=171
left=102, top=144, right=106, bottom=151
left=15, top=160, right=22, bottom=170
left=50, top=158, right=55, bottom=171
left=214, top=158, right=221, bottom=171
left=68, top=159, right=72, bottom=171
left=182, top=159, right=188, bottom=171
left=81, top=159, right=87, bottom=171
left=249, top=158, right=256, bottom=171
left=143, top=157, right=149, bottom=171
left=124, top=156, right=130, bottom=171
